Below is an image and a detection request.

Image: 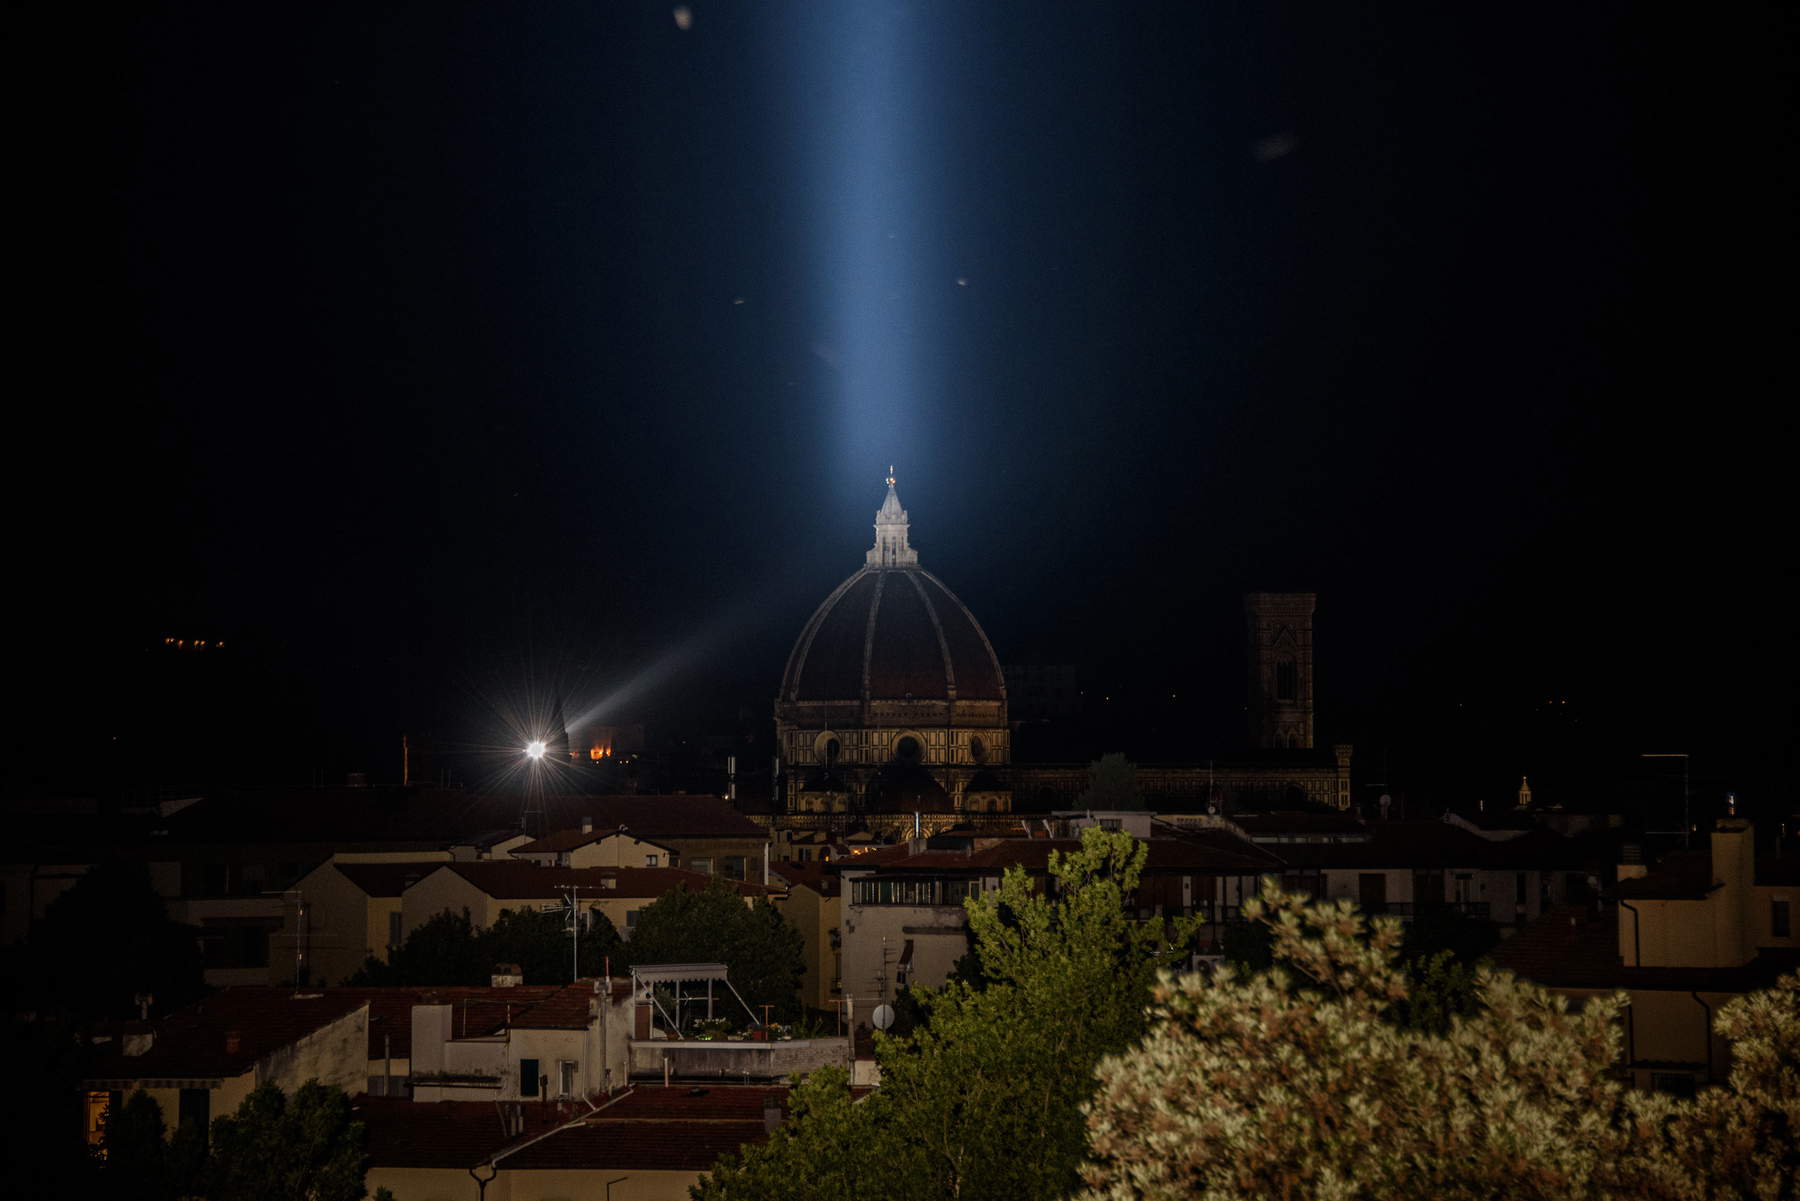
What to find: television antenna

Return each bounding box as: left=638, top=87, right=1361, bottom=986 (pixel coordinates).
left=537, top=885, right=588, bottom=981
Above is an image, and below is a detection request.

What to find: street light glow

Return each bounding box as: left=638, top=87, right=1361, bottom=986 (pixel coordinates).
left=524, top=740, right=547, bottom=761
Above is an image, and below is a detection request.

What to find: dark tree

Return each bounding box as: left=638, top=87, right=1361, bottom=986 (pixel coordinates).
left=345, top=904, right=624, bottom=986
left=99, top=1091, right=168, bottom=1200
left=695, top=830, right=1194, bottom=1201
left=206, top=1081, right=368, bottom=1201
left=28, top=861, right=205, bottom=1021
left=1079, top=753, right=1142, bottom=810
left=625, top=882, right=804, bottom=1015
left=486, top=904, right=624, bottom=984
left=1401, top=903, right=1500, bottom=964
left=0, top=1021, right=101, bottom=1200
left=346, top=908, right=489, bottom=986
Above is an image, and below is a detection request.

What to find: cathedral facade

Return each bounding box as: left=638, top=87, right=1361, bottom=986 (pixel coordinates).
left=775, top=474, right=1012, bottom=817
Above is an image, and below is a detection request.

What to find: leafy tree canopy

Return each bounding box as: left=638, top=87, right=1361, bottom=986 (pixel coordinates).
left=625, top=881, right=804, bottom=1016
left=207, top=1081, right=369, bottom=1201
left=344, top=904, right=622, bottom=986
left=694, top=828, right=1195, bottom=1201
left=1078, top=753, right=1141, bottom=810
left=1081, top=880, right=1800, bottom=1201
left=95, top=1090, right=205, bottom=1201
left=28, top=861, right=205, bottom=1021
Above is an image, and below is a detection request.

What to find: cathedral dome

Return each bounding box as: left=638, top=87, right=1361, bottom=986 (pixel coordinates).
left=775, top=471, right=1011, bottom=822
left=780, top=472, right=1005, bottom=705
left=780, top=564, right=1006, bottom=704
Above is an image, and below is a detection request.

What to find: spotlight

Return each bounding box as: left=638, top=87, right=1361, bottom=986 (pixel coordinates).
left=524, top=740, right=547, bottom=761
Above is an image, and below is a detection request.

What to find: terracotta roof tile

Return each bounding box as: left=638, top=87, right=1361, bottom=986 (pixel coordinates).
left=1231, top=811, right=1368, bottom=836
left=840, top=832, right=1281, bottom=876
left=520, top=797, right=768, bottom=840
left=510, top=980, right=614, bottom=1029
left=1615, top=849, right=1719, bottom=900
left=503, top=1119, right=769, bottom=1171
left=769, top=861, right=840, bottom=896
left=321, top=986, right=561, bottom=1058
left=516, top=828, right=681, bottom=855
left=358, top=1098, right=566, bottom=1167
left=1491, top=905, right=1800, bottom=992
left=83, top=988, right=367, bottom=1082
left=359, top=1086, right=836, bottom=1172
left=430, top=862, right=776, bottom=901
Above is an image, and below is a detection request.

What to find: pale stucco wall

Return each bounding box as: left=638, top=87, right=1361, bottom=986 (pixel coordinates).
left=366, top=1166, right=489, bottom=1201
left=628, top=1037, right=849, bottom=1079
left=367, top=1165, right=704, bottom=1201
left=1751, top=885, right=1798, bottom=947
left=773, top=883, right=841, bottom=1011
left=838, top=898, right=969, bottom=1004
left=102, top=1002, right=369, bottom=1140
left=1624, top=988, right=1731, bottom=1074
left=256, top=1000, right=370, bottom=1097
left=401, top=869, right=499, bottom=938
left=506, top=1027, right=589, bottom=1100
left=288, top=863, right=377, bottom=987
left=567, top=834, right=675, bottom=870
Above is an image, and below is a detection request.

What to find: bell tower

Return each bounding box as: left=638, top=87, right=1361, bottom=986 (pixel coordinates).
left=1245, top=592, right=1315, bottom=749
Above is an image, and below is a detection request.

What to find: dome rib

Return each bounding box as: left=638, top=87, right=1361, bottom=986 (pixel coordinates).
left=859, top=570, right=886, bottom=703
left=782, top=566, right=1005, bottom=705
left=781, top=569, right=874, bottom=702
left=902, top=569, right=958, bottom=701
left=920, top=569, right=1006, bottom=701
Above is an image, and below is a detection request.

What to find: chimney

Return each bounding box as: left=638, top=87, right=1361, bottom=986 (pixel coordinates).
left=581, top=816, right=593, bottom=833
left=763, top=1092, right=782, bottom=1134
left=491, top=964, right=523, bottom=988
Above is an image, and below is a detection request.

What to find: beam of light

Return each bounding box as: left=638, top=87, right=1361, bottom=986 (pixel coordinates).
left=429, top=574, right=810, bottom=802
left=560, top=573, right=803, bottom=734
left=811, top=4, right=936, bottom=489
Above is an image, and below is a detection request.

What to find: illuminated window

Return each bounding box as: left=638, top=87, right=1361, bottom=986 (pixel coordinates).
left=84, top=1091, right=116, bottom=1151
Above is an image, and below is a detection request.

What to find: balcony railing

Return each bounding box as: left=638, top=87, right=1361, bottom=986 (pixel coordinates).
left=1153, top=900, right=1492, bottom=923
left=1366, top=901, right=1491, bottom=919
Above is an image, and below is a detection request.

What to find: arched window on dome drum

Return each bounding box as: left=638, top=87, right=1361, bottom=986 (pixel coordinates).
left=825, top=738, right=841, bottom=764
left=894, top=736, right=923, bottom=765
left=969, top=736, right=986, bottom=764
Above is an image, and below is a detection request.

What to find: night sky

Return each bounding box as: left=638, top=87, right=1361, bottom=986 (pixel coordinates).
left=13, top=4, right=1794, bottom=805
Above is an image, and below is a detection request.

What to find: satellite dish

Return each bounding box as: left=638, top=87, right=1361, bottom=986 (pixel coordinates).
left=871, top=1004, right=895, bottom=1031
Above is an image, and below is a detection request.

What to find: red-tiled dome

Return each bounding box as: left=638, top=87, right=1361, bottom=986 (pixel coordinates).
left=780, top=567, right=1005, bottom=704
